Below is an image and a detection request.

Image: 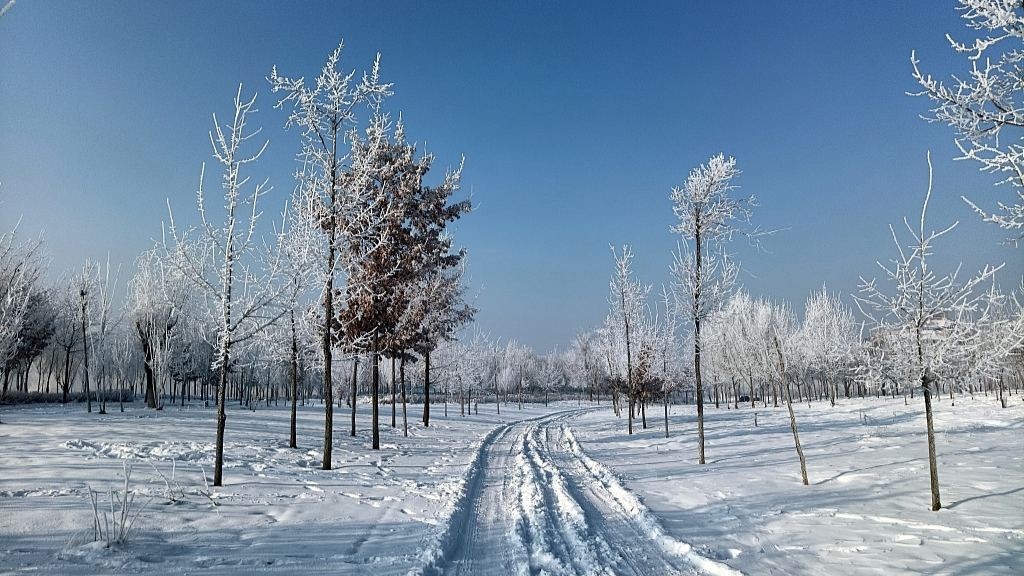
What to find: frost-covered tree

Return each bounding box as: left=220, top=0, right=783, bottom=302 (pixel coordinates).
left=164, top=86, right=285, bottom=486
left=800, top=285, right=856, bottom=407
left=769, top=303, right=809, bottom=486
left=271, top=202, right=318, bottom=449
left=670, top=154, right=757, bottom=464
left=72, top=258, right=121, bottom=414
left=270, top=42, right=392, bottom=468
left=0, top=228, right=45, bottom=389
left=607, top=245, right=651, bottom=434
left=0, top=234, right=53, bottom=402
left=51, top=283, right=80, bottom=404
left=411, top=259, right=476, bottom=425
left=127, top=249, right=193, bottom=409
left=856, top=154, right=1004, bottom=511
left=569, top=331, right=603, bottom=403
left=3, top=285, right=56, bottom=397
left=964, top=285, right=1024, bottom=405
left=912, top=0, right=1024, bottom=243
left=337, top=111, right=470, bottom=445
left=652, top=287, right=682, bottom=436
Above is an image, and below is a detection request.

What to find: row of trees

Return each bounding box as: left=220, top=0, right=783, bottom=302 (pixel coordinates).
left=591, top=0, right=1024, bottom=508
left=0, top=44, right=477, bottom=486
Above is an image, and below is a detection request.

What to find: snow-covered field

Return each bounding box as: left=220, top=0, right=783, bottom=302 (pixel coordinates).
left=570, top=395, right=1024, bottom=575
left=0, top=394, right=1021, bottom=575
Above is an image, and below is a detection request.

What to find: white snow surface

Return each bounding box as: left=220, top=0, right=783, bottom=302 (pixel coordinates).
left=0, top=394, right=1021, bottom=575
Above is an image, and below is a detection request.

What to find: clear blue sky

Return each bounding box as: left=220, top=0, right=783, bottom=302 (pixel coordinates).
left=1, top=1, right=1020, bottom=352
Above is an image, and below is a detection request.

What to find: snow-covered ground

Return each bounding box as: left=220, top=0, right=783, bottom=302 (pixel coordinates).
left=569, top=394, right=1024, bottom=575
left=0, top=393, right=1021, bottom=575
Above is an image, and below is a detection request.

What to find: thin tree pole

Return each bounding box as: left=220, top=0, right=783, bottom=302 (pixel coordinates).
left=79, top=287, right=92, bottom=414
left=923, top=373, right=941, bottom=510
left=401, top=356, right=408, bottom=437
left=423, top=350, right=431, bottom=427
left=372, top=330, right=380, bottom=450
left=289, top=309, right=298, bottom=449
left=774, top=334, right=808, bottom=485
left=350, top=355, right=359, bottom=437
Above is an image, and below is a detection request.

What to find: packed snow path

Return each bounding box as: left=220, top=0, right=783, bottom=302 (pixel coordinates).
left=430, top=411, right=739, bottom=576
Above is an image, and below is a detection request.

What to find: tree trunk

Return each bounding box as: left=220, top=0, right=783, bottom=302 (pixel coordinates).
left=695, top=316, right=706, bottom=464
left=214, top=346, right=229, bottom=487
left=923, top=378, right=941, bottom=511
left=401, top=356, right=408, bottom=437
left=391, top=355, right=397, bottom=427
left=423, top=350, right=431, bottom=427
left=321, top=244, right=335, bottom=470
left=663, top=381, right=670, bottom=438
left=774, top=335, right=808, bottom=485
left=142, top=341, right=157, bottom=409
left=372, top=331, right=380, bottom=450
left=350, top=355, right=359, bottom=437
left=289, top=309, right=298, bottom=449
left=80, top=293, right=91, bottom=414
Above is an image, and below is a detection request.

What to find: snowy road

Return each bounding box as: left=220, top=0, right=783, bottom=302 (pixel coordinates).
left=430, top=411, right=739, bottom=576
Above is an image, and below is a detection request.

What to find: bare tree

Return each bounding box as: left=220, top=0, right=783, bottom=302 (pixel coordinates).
left=164, top=86, right=285, bottom=486
left=127, top=249, right=193, bottom=410
left=0, top=228, right=44, bottom=388
left=271, top=203, right=318, bottom=449
left=606, top=245, right=650, bottom=435
left=73, top=258, right=121, bottom=414
left=410, top=258, right=475, bottom=427
left=670, top=154, right=756, bottom=464
left=856, top=153, right=1003, bottom=511
left=772, top=324, right=808, bottom=486
left=0, top=228, right=48, bottom=407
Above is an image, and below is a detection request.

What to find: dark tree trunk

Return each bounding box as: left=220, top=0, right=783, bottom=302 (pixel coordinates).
left=423, top=351, right=431, bottom=427
left=289, top=309, right=298, bottom=449
left=322, top=246, right=335, bottom=471
left=214, top=349, right=229, bottom=487
left=401, top=356, right=408, bottom=437
left=372, top=331, right=380, bottom=450
left=923, top=379, right=941, bottom=511
left=80, top=292, right=91, bottom=414
left=350, top=355, right=359, bottom=437
left=694, top=316, right=705, bottom=464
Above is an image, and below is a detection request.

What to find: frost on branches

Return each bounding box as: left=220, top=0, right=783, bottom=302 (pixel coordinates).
left=912, top=0, right=1024, bottom=242
left=855, top=153, right=1021, bottom=511
left=670, top=153, right=760, bottom=464
left=163, top=86, right=287, bottom=486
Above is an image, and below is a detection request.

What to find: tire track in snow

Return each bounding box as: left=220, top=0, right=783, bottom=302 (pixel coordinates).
left=422, top=409, right=743, bottom=576
left=413, top=419, right=519, bottom=576
left=555, top=423, right=742, bottom=576
left=511, top=425, right=613, bottom=575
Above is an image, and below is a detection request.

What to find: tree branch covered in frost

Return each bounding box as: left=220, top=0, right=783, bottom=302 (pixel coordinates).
left=162, top=85, right=287, bottom=485
left=164, top=86, right=286, bottom=370
left=605, top=245, right=651, bottom=432
left=269, top=42, right=394, bottom=467
left=911, top=0, right=1024, bottom=242
left=0, top=226, right=45, bottom=376
left=854, top=153, right=1017, bottom=392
